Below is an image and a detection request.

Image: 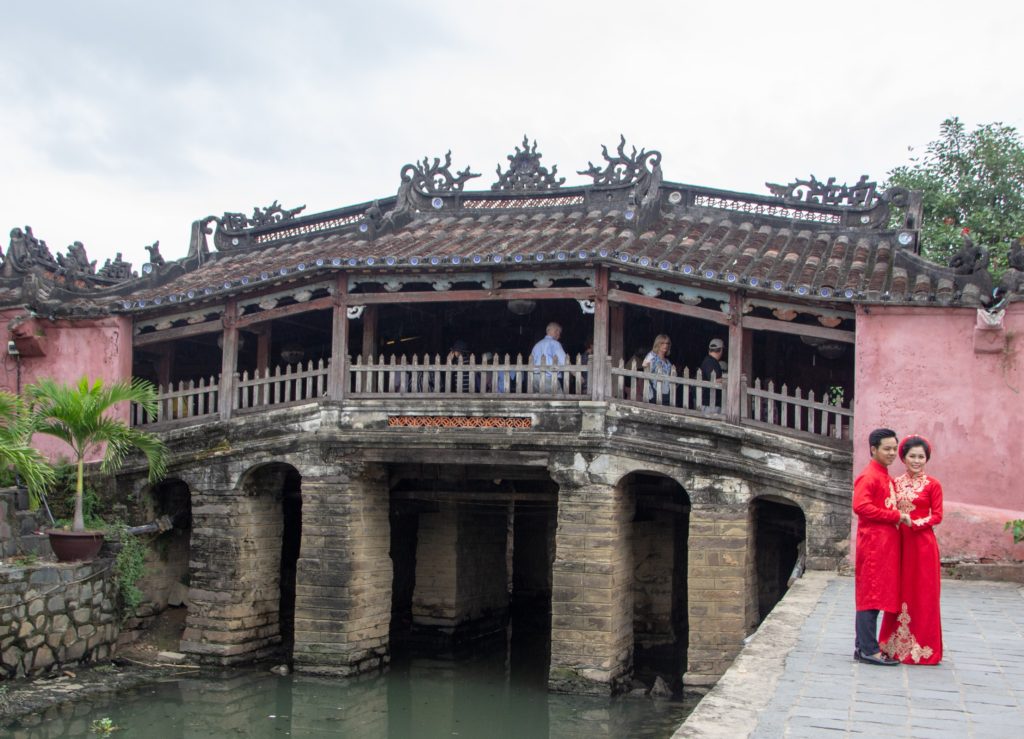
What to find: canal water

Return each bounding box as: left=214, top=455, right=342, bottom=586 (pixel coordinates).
left=8, top=643, right=697, bottom=738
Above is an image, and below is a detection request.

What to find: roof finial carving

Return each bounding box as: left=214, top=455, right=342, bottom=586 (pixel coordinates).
left=401, top=151, right=480, bottom=194
left=577, top=135, right=662, bottom=186
left=221, top=200, right=306, bottom=232
left=765, top=174, right=879, bottom=207
left=3, top=226, right=58, bottom=277
left=492, top=136, right=564, bottom=191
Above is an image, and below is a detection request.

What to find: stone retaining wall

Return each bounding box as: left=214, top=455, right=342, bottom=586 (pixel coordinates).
left=0, top=559, right=120, bottom=679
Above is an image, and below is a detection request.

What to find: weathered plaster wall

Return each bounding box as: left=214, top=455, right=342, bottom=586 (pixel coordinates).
left=854, top=303, right=1024, bottom=561
left=0, top=311, right=132, bottom=462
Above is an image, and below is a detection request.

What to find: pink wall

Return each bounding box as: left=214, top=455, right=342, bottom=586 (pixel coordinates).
left=2, top=310, right=133, bottom=463
left=853, top=302, right=1024, bottom=562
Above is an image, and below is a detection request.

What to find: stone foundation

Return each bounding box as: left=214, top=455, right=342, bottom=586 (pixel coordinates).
left=292, top=464, right=392, bottom=676
left=0, top=560, right=119, bottom=679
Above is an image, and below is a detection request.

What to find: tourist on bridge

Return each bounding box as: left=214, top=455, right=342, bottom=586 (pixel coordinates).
left=852, top=427, right=910, bottom=666
left=530, top=322, right=567, bottom=393
left=698, top=338, right=725, bottom=412
left=878, top=435, right=944, bottom=664
left=642, top=334, right=674, bottom=405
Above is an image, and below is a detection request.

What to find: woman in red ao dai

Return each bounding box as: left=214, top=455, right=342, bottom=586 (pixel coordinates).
left=878, top=435, right=943, bottom=664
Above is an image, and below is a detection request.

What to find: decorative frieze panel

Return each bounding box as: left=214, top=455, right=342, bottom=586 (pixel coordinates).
left=238, top=282, right=333, bottom=314
left=135, top=308, right=223, bottom=334
left=387, top=416, right=532, bottom=429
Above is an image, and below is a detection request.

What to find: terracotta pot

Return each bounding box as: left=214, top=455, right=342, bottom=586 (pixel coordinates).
left=46, top=529, right=106, bottom=562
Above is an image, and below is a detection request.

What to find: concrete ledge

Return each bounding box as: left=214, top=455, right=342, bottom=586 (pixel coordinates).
left=674, top=571, right=834, bottom=739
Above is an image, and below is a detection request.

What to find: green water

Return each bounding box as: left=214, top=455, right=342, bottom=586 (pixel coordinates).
left=9, top=649, right=697, bottom=738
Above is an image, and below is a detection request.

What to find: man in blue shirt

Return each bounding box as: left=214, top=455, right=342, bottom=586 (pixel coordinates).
left=530, top=322, right=567, bottom=394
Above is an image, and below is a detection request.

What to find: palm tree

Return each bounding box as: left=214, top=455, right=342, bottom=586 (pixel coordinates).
left=27, top=377, right=168, bottom=532
left=0, top=390, right=56, bottom=504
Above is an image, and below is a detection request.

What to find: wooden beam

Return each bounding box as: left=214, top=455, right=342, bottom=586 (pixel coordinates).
left=133, top=320, right=223, bottom=347
left=349, top=286, right=595, bottom=306
left=608, top=289, right=731, bottom=326
left=740, top=315, right=855, bottom=343
left=235, top=295, right=334, bottom=328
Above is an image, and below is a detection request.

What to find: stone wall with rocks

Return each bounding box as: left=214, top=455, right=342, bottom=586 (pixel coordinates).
left=0, top=559, right=119, bottom=679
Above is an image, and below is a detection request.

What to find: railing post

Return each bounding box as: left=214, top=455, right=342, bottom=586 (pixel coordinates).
left=219, top=300, right=238, bottom=421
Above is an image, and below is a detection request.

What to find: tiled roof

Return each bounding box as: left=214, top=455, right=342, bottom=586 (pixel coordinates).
left=2, top=173, right=1008, bottom=317
left=117, top=193, right=973, bottom=312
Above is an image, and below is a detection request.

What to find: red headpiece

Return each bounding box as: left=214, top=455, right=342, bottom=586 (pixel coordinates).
left=898, top=434, right=933, bottom=461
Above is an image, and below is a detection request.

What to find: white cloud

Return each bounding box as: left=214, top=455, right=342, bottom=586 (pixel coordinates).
left=2, top=0, right=1022, bottom=272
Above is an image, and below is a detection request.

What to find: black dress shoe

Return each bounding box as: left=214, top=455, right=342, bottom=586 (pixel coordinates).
left=856, top=650, right=899, bottom=666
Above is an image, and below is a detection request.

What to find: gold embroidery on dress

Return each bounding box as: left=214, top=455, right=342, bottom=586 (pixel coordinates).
left=880, top=603, right=934, bottom=663
left=884, top=480, right=899, bottom=513
left=893, top=474, right=929, bottom=516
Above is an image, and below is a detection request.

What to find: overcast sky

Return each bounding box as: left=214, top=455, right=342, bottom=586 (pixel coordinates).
left=2, top=1, right=1022, bottom=272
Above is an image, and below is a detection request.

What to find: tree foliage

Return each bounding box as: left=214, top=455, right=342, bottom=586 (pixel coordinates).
left=885, top=117, right=1024, bottom=270
left=0, top=390, right=56, bottom=505
left=27, top=377, right=167, bottom=532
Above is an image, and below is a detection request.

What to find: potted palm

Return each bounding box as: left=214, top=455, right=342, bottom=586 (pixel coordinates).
left=27, top=377, right=168, bottom=562
left=0, top=390, right=56, bottom=508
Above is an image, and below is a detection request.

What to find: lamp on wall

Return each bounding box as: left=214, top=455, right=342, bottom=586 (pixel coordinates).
left=507, top=300, right=536, bottom=316
left=281, top=344, right=304, bottom=365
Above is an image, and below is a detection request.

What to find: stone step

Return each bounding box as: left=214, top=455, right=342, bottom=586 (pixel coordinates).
left=18, top=534, right=55, bottom=559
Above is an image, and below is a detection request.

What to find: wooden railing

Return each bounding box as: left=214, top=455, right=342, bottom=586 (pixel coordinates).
left=609, top=360, right=722, bottom=412
left=132, top=376, right=220, bottom=426
left=347, top=353, right=590, bottom=398
left=237, top=359, right=329, bottom=411
left=134, top=356, right=851, bottom=441
left=743, top=378, right=851, bottom=439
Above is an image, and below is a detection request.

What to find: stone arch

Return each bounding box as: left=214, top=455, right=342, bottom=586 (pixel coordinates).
left=237, top=461, right=303, bottom=658
left=136, top=476, right=193, bottom=623
left=181, top=459, right=302, bottom=665
left=618, top=470, right=691, bottom=693
left=750, top=494, right=807, bottom=622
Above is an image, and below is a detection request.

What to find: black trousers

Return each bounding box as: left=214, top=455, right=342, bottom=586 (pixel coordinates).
left=855, top=609, right=881, bottom=654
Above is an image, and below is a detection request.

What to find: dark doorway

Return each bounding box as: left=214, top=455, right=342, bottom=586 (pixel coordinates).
left=387, top=464, right=557, bottom=664
left=626, top=472, right=690, bottom=692
left=753, top=497, right=806, bottom=621
left=279, top=467, right=303, bottom=658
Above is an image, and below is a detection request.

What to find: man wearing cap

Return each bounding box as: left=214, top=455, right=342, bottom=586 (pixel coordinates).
left=699, top=338, right=725, bottom=411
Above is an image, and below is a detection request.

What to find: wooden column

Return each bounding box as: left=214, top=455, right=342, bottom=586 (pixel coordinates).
left=609, top=304, right=625, bottom=364
left=329, top=276, right=348, bottom=400
left=156, top=345, right=173, bottom=391
left=219, top=300, right=238, bottom=421
left=255, top=326, right=272, bottom=376
left=361, top=305, right=378, bottom=361
left=725, top=293, right=745, bottom=422
left=591, top=266, right=610, bottom=400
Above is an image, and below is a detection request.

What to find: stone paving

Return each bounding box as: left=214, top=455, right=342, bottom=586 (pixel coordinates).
left=677, top=572, right=1024, bottom=738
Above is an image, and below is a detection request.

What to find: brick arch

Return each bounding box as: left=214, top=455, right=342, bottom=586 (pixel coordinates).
left=749, top=494, right=808, bottom=622
left=180, top=459, right=302, bottom=665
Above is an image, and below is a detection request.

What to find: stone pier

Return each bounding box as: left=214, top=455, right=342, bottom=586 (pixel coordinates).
left=548, top=456, right=635, bottom=695
left=292, top=463, right=392, bottom=676
left=685, top=502, right=757, bottom=685
left=181, top=473, right=284, bottom=664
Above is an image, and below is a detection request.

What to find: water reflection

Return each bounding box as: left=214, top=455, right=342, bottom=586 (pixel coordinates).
left=9, top=647, right=696, bottom=738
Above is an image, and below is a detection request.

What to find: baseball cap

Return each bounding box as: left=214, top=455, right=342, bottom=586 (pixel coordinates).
left=709, top=339, right=724, bottom=351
